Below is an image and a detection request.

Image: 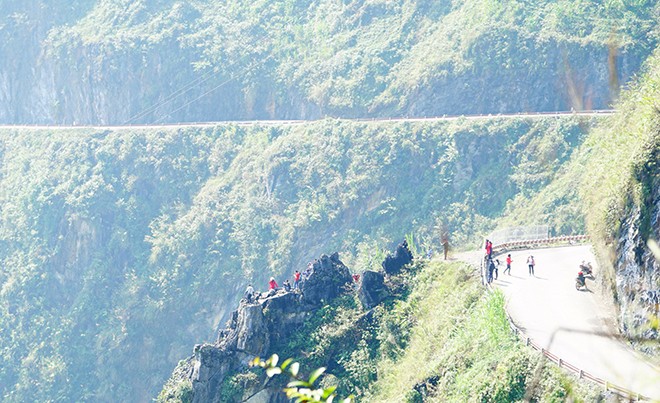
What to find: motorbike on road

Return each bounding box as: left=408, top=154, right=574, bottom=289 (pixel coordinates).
left=575, top=272, right=587, bottom=291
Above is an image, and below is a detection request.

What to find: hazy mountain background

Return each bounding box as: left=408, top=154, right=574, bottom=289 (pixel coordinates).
left=1, top=0, right=660, bottom=402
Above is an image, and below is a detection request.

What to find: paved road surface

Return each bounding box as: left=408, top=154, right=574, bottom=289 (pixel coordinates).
left=494, top=245, right=660, bottom=400
left=0, top=110, right=614, bottom=130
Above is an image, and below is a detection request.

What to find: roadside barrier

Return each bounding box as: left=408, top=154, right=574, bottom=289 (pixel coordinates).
left=493, top=234, right=589, bottom=251
left=481, top=235, right=650, bottom=401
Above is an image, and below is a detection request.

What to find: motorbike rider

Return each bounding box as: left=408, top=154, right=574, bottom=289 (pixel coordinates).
left=576, top=270, right=586, bottom=287
left=579, top=260, right=592, bottom=275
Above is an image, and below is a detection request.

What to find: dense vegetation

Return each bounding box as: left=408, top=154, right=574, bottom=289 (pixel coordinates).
left=1, top=0, right=659, bottom=124
left=582, top=49, right=660, bottom=250
left=0, top=116, right=597, bottom=401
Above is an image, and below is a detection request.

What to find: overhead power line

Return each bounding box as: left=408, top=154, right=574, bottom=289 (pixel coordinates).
left=152, top=55, right=273, bottom=124
left=122, top=67, right=219, bottom=125
left=124, top=29, right=274, bottom=125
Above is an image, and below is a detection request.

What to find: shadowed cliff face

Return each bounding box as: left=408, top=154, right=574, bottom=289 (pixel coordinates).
left=2, top=38, right=644, bottom=125
left=614, top=145, right=660, bottom=342
left=0, top=1, right=655, bottom=125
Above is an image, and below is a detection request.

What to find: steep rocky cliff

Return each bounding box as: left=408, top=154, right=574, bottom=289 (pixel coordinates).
left=159, top=248, right=399, bottom=403
left=612, top=141, right=660, bottom=343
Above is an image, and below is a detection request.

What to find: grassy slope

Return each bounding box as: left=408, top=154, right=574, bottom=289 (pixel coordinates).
left=364, top=260, right=601, bottom=402
left=582, top=50, right=660, bottom=245
left=496, top=117, right=596, bottom=235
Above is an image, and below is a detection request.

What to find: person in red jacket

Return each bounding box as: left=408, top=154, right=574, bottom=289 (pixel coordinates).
left=268, top=277, right=279, bottom=290
left=504, top=254, right=512, bottom=275
left=485, top=239, right=493, bottom=258
left=293, top=270, right=301, bottom=290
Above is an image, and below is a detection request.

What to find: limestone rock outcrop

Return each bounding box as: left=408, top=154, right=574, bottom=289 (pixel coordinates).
left=301, top=252, right=353, bottom=307
left=614, top=181, right=660, bottom=341
left=161, top=252, right=355, bottom=403
left=358, top=270, right=388, bottom=309
left=382, top=240, right=414, bottom=275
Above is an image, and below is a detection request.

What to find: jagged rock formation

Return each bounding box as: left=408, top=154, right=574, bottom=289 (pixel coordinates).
left=382, top=240, right=414, bottom=275
left=160, top=253, right=355, bottom=403
left=358, top=270, right=388, bottom=310
left=301, top=252, right=353, bottom=307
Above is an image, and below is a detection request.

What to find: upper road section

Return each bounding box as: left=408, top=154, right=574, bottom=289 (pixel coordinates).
left=0, top=110, right=615, bottom=131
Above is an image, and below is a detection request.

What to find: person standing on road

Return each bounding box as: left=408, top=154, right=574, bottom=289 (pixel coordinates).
left=487, top=258, right=496, bottom=283
left=441, top=230, right=450, bottom=260
left=485, top=239, right=493, bottom=258
left=527, top=255, right=535, bottom=276
left=504, top=254, right=512, bottom=275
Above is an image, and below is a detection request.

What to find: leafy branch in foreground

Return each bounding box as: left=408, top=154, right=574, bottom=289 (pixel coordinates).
left=250, top=354, right=353, bottom=403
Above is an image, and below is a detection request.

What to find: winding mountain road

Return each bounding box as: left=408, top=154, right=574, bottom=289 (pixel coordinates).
left=493, top=245, right=660, bottom=400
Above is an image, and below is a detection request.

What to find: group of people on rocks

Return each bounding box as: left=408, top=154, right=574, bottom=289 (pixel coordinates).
left=242, top=260, right=332, bottom=303
left=242, top=256, right=370, bottom=304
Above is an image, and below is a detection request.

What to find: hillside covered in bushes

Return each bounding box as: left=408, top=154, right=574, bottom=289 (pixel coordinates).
left=0, top=116, right=598, bottom=401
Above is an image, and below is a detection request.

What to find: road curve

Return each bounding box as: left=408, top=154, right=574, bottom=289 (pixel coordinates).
left=0, top=110, right=614, bottom=131
left=494, top=245, right=660, bottom=400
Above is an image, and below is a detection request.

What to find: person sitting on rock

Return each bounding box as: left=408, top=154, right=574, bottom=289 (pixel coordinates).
left=267, top=277, right=279, bottom=297
left=283, top=279, right=291, bottom=292
left=244, top=284, right=255, bottom=303
left=303, top=262, right=313, bottom=281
